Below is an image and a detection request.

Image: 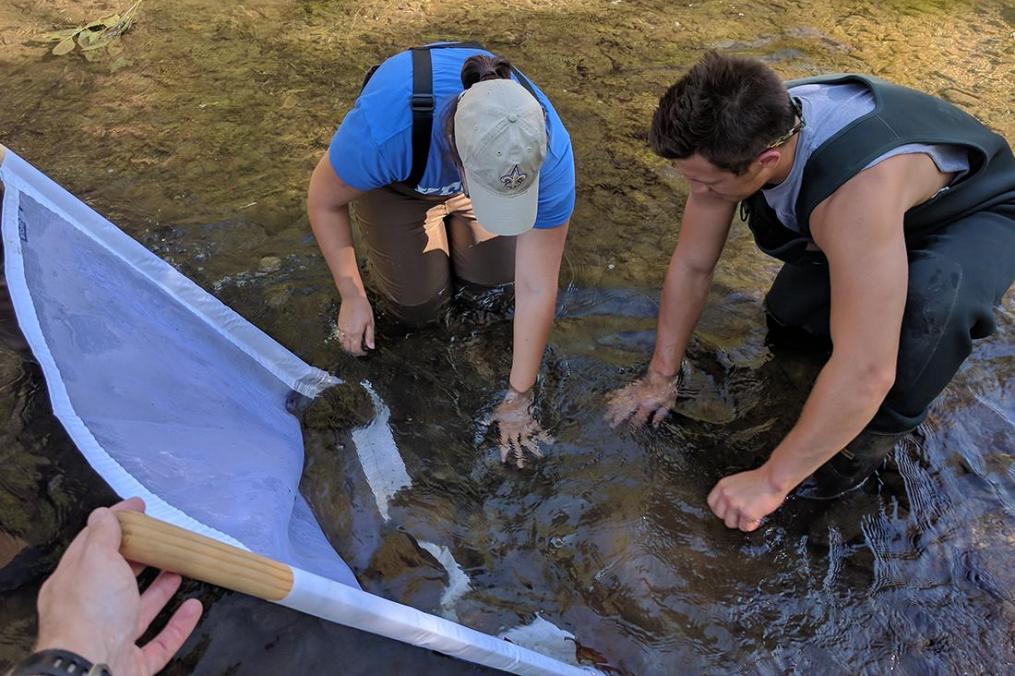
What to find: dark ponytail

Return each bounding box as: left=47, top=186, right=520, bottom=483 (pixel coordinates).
left=444, top=55, right=515, bottom=172
left=460, top=54, right=513, bottom=89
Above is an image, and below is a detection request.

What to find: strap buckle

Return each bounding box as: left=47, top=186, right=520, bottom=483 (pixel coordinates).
left=410, top=94, right=435, bottom=113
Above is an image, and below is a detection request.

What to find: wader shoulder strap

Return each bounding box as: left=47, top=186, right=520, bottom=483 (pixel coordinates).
left=793, top=75, right=1007, bottom=234
left=362, top=41, right=539, bottom=188
left=408, top=47, right=435, bottom=188
left=406, top=41, right=485, bottom=187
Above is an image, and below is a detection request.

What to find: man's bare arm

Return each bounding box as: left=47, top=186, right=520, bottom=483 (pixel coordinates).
left=650, top=192, right=737, bottom=377
left=708, top=153, right=953, bottom=530
left=764, top=153, right=953, bottom=490
left=607, top=191, right=735, bottom=427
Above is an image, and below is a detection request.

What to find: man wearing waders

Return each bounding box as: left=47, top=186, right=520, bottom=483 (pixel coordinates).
left=607, top=53, right=1015, bottom=531
left=307, top=44, right=575, bottom=467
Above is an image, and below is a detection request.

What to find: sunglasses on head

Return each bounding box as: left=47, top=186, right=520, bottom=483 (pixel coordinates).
left=765, top=96, right=805, bottom=150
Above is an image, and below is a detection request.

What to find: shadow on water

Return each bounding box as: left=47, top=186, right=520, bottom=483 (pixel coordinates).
left=1, top=0, right=1014, bottom=674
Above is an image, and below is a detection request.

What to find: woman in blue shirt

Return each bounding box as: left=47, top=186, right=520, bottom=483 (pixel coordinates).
left=306, top=45, right=576, bottom=466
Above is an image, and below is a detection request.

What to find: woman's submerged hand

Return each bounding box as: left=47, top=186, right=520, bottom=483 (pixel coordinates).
left=492, top=388, right=553, bottom=468
left=337, top=295, right=375, bottom=356
left=605, top=367, right=680, bottom=428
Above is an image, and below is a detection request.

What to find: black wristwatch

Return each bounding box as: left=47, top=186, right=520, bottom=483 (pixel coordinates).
left=7, top=649, right=111, bottom=676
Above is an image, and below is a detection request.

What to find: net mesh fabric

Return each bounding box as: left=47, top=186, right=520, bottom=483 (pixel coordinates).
left=1, top=153, right=355, bottom=587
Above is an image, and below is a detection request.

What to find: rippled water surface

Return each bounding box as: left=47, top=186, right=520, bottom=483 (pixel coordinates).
left=1, top=1, right=1013, bottom=674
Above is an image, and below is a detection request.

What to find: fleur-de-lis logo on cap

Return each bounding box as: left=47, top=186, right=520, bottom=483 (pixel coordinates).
left=500, top=165, right=527, bottom=190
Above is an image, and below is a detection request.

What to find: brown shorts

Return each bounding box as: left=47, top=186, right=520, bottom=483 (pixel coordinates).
left=353, top=182, right=516, bottom=325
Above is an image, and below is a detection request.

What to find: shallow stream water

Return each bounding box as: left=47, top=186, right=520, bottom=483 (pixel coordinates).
left=1, top=1, right=1013, bottom=673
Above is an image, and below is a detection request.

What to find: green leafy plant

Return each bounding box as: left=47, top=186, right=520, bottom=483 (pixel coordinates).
left=42, top=1, right=142, bottom=57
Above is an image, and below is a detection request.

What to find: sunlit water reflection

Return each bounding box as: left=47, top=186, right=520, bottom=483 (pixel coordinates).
left=293, top=284, right=1014, bottom=674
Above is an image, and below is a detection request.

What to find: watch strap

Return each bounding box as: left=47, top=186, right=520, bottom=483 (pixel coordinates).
left=8, top=649, right=111, bottom=676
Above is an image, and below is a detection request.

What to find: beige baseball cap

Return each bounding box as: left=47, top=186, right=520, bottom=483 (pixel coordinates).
left=454, top=79, right=547, bottom=236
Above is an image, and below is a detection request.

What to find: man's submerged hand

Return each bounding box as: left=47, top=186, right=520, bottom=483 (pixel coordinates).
left=605, top=368, right=680, bottom=429
left=707, top=467, right=789, bottom=532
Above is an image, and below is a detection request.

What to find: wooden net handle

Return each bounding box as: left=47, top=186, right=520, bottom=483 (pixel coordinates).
left=116, top=511, right=294, bottom=601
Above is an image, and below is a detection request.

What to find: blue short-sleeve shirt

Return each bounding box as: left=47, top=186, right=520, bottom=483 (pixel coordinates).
left=328, top=46, right=576, bottom=229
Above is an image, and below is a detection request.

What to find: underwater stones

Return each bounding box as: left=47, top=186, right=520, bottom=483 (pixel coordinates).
left=939, top=87, right=980, bottom=108
left=301, top=381, right=375, bottom=431
left=362, top=530, right=449, bottom=611
left=263, top=282, right=293, bottom=308
left=257, top=255, right=282, bottom=273
left=0, top=536, right=51, bottom=593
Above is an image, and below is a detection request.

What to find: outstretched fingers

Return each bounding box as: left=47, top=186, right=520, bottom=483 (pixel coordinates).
left=137, top=572, right=183, bottom=639
left=141, top=598, right=203, bottom=674
left=498, top=424, right=513, bottom=464
left=651, top=403, right=670, bottom=428
left=631, top=399, right=658, bottom=427
left=605, top=387, right=636, bottom=428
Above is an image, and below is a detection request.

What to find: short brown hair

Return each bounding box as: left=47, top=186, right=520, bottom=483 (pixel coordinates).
left=650, top=52, right=795, bottom=174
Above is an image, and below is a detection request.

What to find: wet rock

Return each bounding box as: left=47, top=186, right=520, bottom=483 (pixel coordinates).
left=759, top=48, right=806, bottom=64
left=257, top=255, right=282, bottom=273
left=0, top=347, right=26, bottom=389
left=263, top=282, right=293, bottom=308
left=964, top=511, right=1015, bottom=610
left=939, top=87, right=980, bottom=108
left=301, top=382, right=375, bottom=431
left=801, top=487, right=882, bottom=552
left=0, top=538, right=54, bottom=593
left=362, top=531, right=448, bottom=610
left=673, top=362, right=738, bottom=424
left=706, top=36, right=774, bottom=50
left=784, top=26, right=851, bottom=51
left=0, top=532, right=29, bottom=571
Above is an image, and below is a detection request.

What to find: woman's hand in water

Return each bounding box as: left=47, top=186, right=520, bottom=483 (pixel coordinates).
left=337, top=295, right=375, bottom=357
left=493, top=388, right=552, bottom=468
left=605, top=367, right=680, bottom=428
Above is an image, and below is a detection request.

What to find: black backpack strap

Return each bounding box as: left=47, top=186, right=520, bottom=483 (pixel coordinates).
left=407, top=47, right=435, bottom=187
left=403, top=41, right=540, bottom=188
left=406, top=42, right=488, bottom=186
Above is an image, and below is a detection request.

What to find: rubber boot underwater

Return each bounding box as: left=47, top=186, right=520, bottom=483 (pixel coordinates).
left=797, top=429, right=905, bottom=500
